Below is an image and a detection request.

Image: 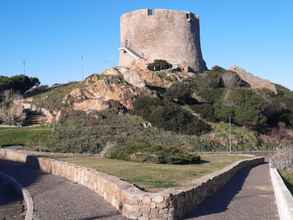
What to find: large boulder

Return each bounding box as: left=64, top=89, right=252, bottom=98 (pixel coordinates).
left=230, top=66, right=278, bottom=94
left=220, top=71, right=249, bottom=88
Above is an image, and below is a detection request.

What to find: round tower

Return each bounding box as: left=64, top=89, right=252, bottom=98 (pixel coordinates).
left=119, top=9, right=207, bottom=72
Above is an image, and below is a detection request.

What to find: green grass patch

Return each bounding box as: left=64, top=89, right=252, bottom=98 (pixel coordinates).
left=50, top=153, right=249, bottom=191
left=0, top=126, right=52, bottom=148
left=280, top=170, right=293, bottom=194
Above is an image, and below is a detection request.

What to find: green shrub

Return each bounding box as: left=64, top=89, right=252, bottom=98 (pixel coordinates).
left=270, top=91, right=293, bottom=127
left=106, top=142, right=201, bottom=164
left=44, top=110, right=138, bottom=153
left=165, top=79, right=200, bottom=104
left=133, top=96, right=211, bottom=135
left=44, top=110, right=203, bottom=157
left=190, top=103, right=216, bottom=122
left=164, top=71, right=293, bottom=130
left=200, top=122, right=261, bottom=151
left=165, top=74, right=225, bottom=104
left=147, top=60, right=172, bottom=71
left=210, top=66, right=227, bottom=73
left=214, top=89, right=267, bottom=128
left=0, top=75, right=39, bottom=93
left=31, top=82, right=80, bottom=112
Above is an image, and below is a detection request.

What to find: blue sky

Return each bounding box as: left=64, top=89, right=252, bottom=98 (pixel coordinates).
left=0, top=0, right=292, bottom=89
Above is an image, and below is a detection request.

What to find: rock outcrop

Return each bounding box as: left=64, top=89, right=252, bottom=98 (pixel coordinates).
left=1, top=64, right=285, bottom=125
left=8, top=66, right=191, bottom=123
left=65, top=73, right=148, bottom=112
left=230, top=66, right=278, bottom=94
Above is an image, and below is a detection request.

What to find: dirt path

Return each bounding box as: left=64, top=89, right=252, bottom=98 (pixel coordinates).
left=187, top=164, right=279, bottom=220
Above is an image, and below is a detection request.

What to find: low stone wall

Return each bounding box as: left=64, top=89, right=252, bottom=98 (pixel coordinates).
left=0, top=149, right=264, bottom=220
left=0, top=171, right=33, bottom=220
left=270, top=168, right=293, bottom=220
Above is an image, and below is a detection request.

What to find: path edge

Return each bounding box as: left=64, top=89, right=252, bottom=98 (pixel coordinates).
left=0, top=171, right=33, bottom=220
left=0, top=148, right=264, bottom=220
left=270, top=167, right=293, bottom=220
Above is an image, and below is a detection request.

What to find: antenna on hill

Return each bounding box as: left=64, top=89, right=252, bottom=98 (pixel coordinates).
left=22, top=60, right=26, bottom=75
left=81, top=55, right=85, bottom=79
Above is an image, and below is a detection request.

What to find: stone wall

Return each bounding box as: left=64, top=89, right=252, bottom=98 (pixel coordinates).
left=120, top=9, right=207, bottom=72
left=0, top=171, right=33, bottom=220
left=0, top=149, right=264, bottom=220
left=270, top=168, right=293, bottom=220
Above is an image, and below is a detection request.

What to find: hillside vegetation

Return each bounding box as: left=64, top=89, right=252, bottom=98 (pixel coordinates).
left=0, top=75, right=39, bottom=94
left=1, top=66, right=293, bottom=164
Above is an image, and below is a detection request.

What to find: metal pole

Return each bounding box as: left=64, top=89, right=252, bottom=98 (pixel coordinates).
left=229, top=115, right=232, bottom=153
left=81, top=56, right=84, bottom=79
left=23, top=60, right=26, bottom=75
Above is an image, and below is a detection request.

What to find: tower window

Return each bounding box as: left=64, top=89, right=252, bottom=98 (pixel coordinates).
left=186, top=13, right=191, bottom=21
left=147, top=9, right=153, bottom=16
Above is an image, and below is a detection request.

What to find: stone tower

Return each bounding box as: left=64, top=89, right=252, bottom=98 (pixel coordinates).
left=119, top=9, right=207, bottom=72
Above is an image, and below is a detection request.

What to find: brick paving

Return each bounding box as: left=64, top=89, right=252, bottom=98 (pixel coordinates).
left=187, top=164, right=279, bottom=220
left=0, top=159, right=125, bottom=220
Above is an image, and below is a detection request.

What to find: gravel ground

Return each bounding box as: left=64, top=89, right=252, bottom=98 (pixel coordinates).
left=0, top=177, right=24, bottom=220
left=0, top=159, right=125, bottom=220
left=187, top=164, right=279, bottom=220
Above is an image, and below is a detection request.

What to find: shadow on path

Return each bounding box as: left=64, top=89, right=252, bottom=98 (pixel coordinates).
left=0, top=159, right=42, bottom=189
left=187, top=165, right=254, bottom=218
left=0, top=158, right=126, bottom=220
left=0, top=159, right=42, bottom=219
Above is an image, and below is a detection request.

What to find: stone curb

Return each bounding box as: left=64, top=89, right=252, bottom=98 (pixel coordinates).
left=0, top=171, right=33, bottom=220
left=0, top=149, right=264, bottom=220
left=270, top=167, right=293, bottom=220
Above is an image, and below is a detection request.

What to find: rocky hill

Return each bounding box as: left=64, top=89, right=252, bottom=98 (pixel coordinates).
left=1, top=62, right=293, bottom=163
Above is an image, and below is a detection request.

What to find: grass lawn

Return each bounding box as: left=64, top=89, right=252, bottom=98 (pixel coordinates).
left=51, top=153, right=250, bottom=192
left=0, top=126, right=52, bottom=147
left=280, top=170, right=293, bottom=194
left=0, top=126, right=251, bottom=191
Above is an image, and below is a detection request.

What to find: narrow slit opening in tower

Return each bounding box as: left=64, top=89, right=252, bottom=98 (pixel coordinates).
left=147, top=9, right=154, bottom=16
left=186, top=13, right=191, bottom=22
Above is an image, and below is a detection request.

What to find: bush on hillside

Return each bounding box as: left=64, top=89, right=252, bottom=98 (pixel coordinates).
left=190, top=103, right=216, bottom=122
left=44, top=110, right=203, bottom=163
left=214, top=89, right=267, bottom=128
left=0, top=75, right=40, bottom=93
left=147, top=59, right=172, bottom=71
left=133, top=96, right=211, bottom=135
left=165, top=74, right=225, bottom=105
left=199, top=122, right=261, bottom=151
left=165, top=79, right=201, bottom=104
left=106, top=142, right=201, bottom=164
left=164, top=68, right=293, bottom=131
left=31, top=82, right=80, bottom=112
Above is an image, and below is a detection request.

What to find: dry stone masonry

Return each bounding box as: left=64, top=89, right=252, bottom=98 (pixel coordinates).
left=120, top=9, right=207, bottom=72
left=0, top=149, right=264, bottom=220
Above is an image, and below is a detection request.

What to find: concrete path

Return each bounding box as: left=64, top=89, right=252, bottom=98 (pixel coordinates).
left=187, top=164, right=279, bottom=220
left=0, top=159, right=125, bottom=220
left=0, top=177, right=24, bottom=220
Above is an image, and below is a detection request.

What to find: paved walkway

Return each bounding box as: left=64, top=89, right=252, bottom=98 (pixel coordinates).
left=0, top=176, right=24, bottom=220
left=0, top=159, right=125, bottom=220
left=187, top=164, right=279, bottom=220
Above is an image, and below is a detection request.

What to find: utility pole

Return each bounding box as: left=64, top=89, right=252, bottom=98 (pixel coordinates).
left=229, top=115, right=232, bottom=153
